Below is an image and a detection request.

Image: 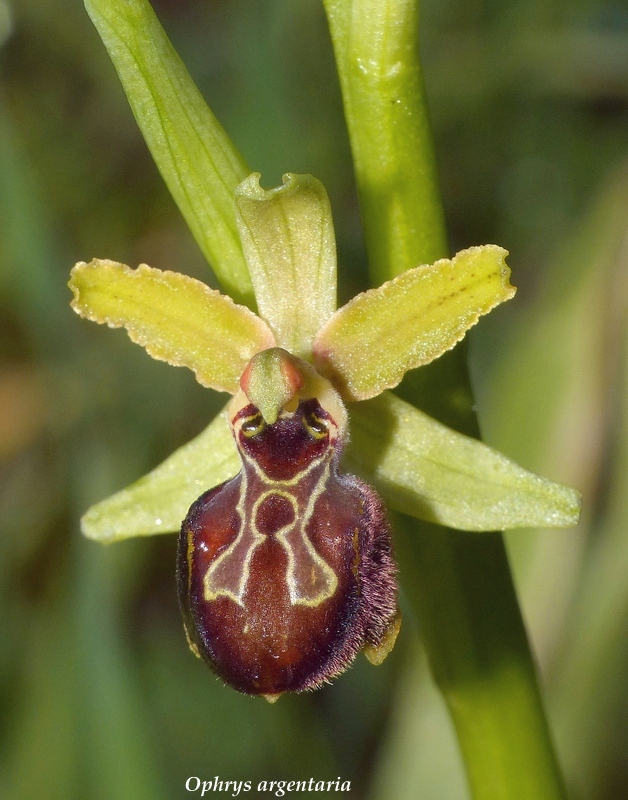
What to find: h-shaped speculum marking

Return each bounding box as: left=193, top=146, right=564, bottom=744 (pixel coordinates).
left=203, top=451, right=338, bottom=608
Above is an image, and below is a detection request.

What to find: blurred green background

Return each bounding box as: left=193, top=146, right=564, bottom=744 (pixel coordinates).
left=1, top=0, right=627, bottom=798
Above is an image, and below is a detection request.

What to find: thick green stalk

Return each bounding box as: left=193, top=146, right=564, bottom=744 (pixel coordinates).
left=323, top=1, right=568, bottom=798
left=323, top=0, right=447, bottom=282
left=395, top=522, right=567, bottom=800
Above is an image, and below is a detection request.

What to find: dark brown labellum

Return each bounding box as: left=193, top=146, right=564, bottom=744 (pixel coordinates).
left=177, top=396, right=398, bottom=696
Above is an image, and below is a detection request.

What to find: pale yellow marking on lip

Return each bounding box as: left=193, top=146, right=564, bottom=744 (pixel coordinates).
left=203, top=462, right=262, bottom=606
left=186, top=529, right=195, bottom=596
left=278, top=458, right=337, bottom=607
left=203, top=412, right=339, bottom=608
left=183, top=624, right=201, bottom=659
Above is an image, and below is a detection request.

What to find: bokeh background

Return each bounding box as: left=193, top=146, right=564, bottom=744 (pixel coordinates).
left=1, top=0, right=627, bottom=798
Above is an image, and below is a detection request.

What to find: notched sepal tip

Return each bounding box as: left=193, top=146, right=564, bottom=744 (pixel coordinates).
left=235, top=172, right=337, bottom=358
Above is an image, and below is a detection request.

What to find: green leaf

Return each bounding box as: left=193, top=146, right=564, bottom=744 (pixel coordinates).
left=314, top=245, right=515, bottom=401
left=82, top=408, right=240, bottom=542
left=345, top=392, right=581, bottom=531
left=70, top=260, right=275, bottom=394
left=235, top=173, right=337, bottom=358
left=84, top=0, right=253, bottom=304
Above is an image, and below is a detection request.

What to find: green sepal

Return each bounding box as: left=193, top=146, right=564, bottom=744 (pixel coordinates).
left=81, top=408, right=240, bottom=542
left=84, top=0, right=253, bottom=304
left=69, top=260, right=275, bottom=394
left=235, top=173, right=337, bottom=357
left=314, top=246, right=515, bottom=400
left=345, top=392, right=581, bottom=531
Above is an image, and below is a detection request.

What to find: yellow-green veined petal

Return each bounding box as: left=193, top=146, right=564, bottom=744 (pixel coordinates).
left=82, top=408, right=240, bottom=542
left=345, top=392, right=581, bottom=531
left=314, top=245, right=515, bottom=401
left=69, top=260, right=275, bottom=393
left=84, top=0, right=253, bottom=304
left=235, top=173, right=337, bottom=357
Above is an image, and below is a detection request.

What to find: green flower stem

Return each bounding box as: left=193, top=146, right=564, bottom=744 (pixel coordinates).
left=324, top=1, right=568, bottom=798
left=323, top=0, right=447, bottom=283
left=395, top=522, right=567, bottom=800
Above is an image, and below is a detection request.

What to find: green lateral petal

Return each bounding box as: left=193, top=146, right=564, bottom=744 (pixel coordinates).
left=235, top=173, right=337, bottom=357
left=84, top=0, right=253, bottom=304
left=82, top=409, right=240, bottom=542
left=70, top=260, right=275, bottom=393
left=314, top=245, right=515, bottom=401
left=345, top=392, right=581, bottom=531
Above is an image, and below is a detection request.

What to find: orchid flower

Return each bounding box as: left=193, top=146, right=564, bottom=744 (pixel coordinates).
left=70, top=0, right=580, bottom=699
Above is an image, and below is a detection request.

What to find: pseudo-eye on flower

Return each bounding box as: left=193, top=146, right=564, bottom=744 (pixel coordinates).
left=70, top=172, right=581, bottom=699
